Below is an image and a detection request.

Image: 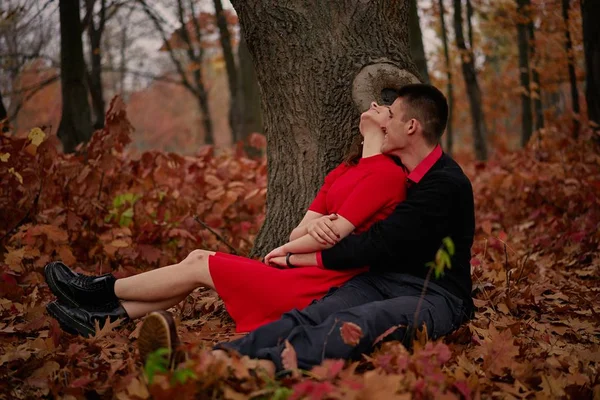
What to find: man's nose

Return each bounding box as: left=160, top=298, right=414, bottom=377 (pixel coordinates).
left=370, top=101, right=378, bottom=109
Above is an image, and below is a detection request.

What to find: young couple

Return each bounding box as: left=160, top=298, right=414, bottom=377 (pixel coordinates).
left=45, top=84, right=475, bottom=375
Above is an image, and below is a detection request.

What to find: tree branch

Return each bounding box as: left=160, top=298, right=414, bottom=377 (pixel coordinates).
left=139, top=0, right=195, bottom=94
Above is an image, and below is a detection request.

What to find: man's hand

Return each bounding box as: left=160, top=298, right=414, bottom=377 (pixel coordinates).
left=264, top=246, right=286, bottom=265
left=306, top=214, right=340, bottom=245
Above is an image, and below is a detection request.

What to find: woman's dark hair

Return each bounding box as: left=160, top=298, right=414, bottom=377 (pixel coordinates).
left=343, top=134, right=363, bottom=166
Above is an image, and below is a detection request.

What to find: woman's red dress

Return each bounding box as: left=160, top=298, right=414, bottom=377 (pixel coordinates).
left=209, top=154, right=407, bottom=332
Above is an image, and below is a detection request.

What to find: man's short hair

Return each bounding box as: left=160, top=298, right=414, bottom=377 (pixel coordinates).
left=394, top=84, right=449, bottom=145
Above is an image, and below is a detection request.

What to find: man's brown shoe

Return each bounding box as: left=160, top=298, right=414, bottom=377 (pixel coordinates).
left=138, top=311, right=185, bottom=369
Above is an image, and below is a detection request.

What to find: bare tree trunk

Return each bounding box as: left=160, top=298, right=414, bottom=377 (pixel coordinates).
left=581, top=0, right=600, bottom=141
left=453, top=0, right=487, bottom=160
left=86, top=0, right=107, bottom=129
left=238, top=34, right=263, bottom=137
left=213, top=0, right=242, bottom=142
left=438, top=0, right=454, bottom=155
left=409, top=0, right=429, bottom=83
left=527, top=10, right=544, bottom=131
left=230, top=0, right=419, bottom=256
left=58, top=0, right=93, bottom=153
left=562, top=0, right=580, bottom=138
left=466, top=0, right=474, bottom=48
left=516, top=0, right=533, bottom=146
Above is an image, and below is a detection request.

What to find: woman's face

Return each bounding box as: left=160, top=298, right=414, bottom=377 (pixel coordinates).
left=359, top=102, right=390, bottom=135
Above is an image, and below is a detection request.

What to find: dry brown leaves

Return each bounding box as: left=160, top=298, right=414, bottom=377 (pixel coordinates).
left=1, top=102, right=599, bottom=399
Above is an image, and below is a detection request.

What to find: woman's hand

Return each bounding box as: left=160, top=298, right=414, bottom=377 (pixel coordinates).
left=264, top=246, right=286, bottom=265
left=306, top=214, right=340, bottom=245
left=267, top=256, right=287, bottom=268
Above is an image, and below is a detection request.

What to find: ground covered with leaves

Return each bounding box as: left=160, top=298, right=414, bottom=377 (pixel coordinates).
left=1, top=100, right=599, bottom=399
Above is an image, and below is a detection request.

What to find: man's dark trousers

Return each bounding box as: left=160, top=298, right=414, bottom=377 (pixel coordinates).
left=218, top=272, right=468, bottom=371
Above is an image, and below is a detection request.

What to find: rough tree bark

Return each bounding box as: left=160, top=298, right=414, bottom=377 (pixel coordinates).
left=213, top=0, right=243, bottom=142
left=238, top=34, right=262, bottom=137
left=230, top=1, right=420, bottom=257
left=453, top=0, right=487, bottom=161
left=438, top=0, right=454, bottom=155
left=409, top=0, right=429, bottom=83
left=516, top=0, right=533, bottom=146
left=580, top=0, right=599, bottom=141
left=562, top=0, right=580, bottom=138
left=58, top=0, right=93, bottom=153
left=85, top=0, right=107, bottom=129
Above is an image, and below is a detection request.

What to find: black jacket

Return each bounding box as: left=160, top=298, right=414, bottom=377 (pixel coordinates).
left=321, top=153, right=475, bottom=313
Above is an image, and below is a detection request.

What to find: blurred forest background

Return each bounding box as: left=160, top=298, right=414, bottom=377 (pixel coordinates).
left=1, top=0, right=595, bottom=158
left=1, top=1, right=599, bottom=398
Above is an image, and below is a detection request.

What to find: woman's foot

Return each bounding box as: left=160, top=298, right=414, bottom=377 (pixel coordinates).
left=44, top=261, right=119, bottom=309
left=46, top=301, right=129, bottom=338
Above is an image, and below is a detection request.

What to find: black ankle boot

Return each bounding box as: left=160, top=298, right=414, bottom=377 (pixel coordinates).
left=46, top=301, right=129, bottom=338
left=44, top=261, right=119, bottom=309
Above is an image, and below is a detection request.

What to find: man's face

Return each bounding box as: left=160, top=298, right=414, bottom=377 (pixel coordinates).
left=381, top=97, right=411, bottom=154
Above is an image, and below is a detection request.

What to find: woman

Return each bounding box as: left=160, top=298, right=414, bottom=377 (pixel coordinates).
left=45, top=102, right=407, bottom=337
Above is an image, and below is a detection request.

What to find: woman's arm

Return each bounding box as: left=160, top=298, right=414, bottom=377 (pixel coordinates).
left=264, top=215, right=354, bottom=264
left=289, top=211, right=323, bottom=241
left=285, top=215, right=355, bottom=253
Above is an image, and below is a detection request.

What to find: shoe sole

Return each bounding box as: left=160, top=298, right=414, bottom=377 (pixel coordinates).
left=44, top=262, right=80, bottom=309
left=46, top=301, right=94, bottom=338
left=138, top=311, right=184, bottom=369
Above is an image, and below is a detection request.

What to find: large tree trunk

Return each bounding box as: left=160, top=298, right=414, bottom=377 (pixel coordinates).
left=562, top=0, right=580, bottom=138
left=58, top=0, right=93, bottom=153
left=230, top=0, right=420, bottom=257
left=453, top=0, right=488, bottom=161
left=516, top=0, right=533, bottom=146
left=238, top=34, right=263, bottom=137
left=438, top=0, right=454, bottom=155
left=213, top=0, right=243, bottom=142
left=581, top=0, right=600, bottom=141
left=409, top=0, right=429, bottom=83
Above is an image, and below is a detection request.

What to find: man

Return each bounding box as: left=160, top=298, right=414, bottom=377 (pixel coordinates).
left=138, top=83, right=475, bottom=372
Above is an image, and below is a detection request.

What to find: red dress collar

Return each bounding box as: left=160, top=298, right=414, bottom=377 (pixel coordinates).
left=407, top=144, right=443, bottom=184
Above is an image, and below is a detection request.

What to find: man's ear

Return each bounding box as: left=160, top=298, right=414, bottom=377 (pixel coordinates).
left=407, top=119, right=418, bottom=136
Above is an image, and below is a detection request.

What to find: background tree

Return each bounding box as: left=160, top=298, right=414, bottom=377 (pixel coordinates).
left=527, top=3, right=544, bottom=131
left=83, top=0, right=108, bottom=129
left=562, top=0, right=580, bottom=138
left=580, top=0, right=599, bottom=140
left=516, top=0, right=533, bottom=146
left=453, top=0, right=487, bottom=160
left=141, top=0, right=214, bottom=144
left=230, top=0, right=420, bottom=256
left=213, top=0, right=242, bottom=142
left=0, top=0, right=56, bottom=126
left=57, top=0, right=93, bottom=153
left=409, top=0, right=429, bottom=83
left=437, top=0, right=454, bottom=155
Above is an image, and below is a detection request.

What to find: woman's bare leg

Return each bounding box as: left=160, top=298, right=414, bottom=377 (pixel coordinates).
left=121, top=293, right=189, bottom=319
left=114, top=250, right=216, bottom=302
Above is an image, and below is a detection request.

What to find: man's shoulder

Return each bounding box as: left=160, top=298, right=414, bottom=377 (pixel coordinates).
left=423, top=155, right=473, bottom=191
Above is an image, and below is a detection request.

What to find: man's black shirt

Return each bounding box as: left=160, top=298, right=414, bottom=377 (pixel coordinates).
left=321, top=153, right=475, bottom=314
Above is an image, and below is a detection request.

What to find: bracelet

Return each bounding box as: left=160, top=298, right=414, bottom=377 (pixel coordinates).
left=286, top=252, right=297, bottom=268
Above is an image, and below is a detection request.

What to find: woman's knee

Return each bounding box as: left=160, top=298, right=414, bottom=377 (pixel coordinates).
left=184, top=249, right=215, bottom=264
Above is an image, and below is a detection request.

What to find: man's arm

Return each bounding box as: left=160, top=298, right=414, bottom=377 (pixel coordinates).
left=320, top=174, right=456, bottom=270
